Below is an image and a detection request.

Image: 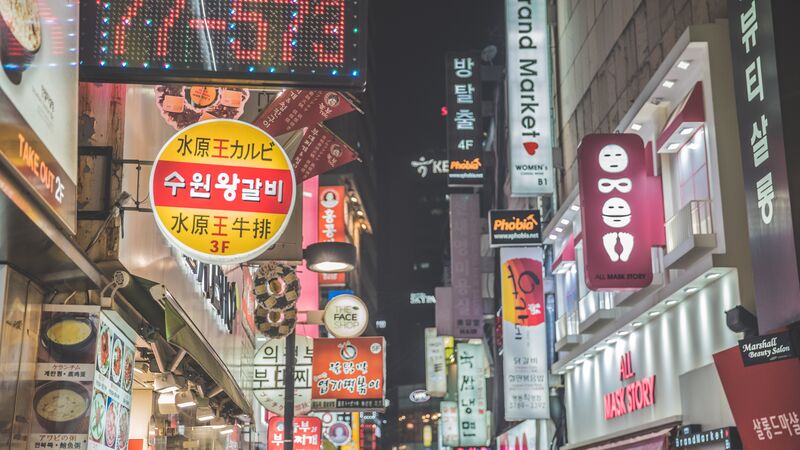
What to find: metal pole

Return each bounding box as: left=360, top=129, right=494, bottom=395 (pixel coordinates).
left=283, top=330, right=296, bottom=450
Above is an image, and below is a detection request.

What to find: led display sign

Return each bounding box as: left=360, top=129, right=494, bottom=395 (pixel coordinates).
left=79, top=0, right=366, bottom=89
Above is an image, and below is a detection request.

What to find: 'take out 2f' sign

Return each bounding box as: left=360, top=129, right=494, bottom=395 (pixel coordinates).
left=79, top=0, right=366, bottom=89
left=577, top=134, right=664, bottom=291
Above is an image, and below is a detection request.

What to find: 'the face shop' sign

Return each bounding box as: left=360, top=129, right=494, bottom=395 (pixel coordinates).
left=739, top=331, right=798, bottom=367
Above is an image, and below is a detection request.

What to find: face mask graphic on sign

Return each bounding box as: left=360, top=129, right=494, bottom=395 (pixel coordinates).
left=578, top=134, right=664, bottom=291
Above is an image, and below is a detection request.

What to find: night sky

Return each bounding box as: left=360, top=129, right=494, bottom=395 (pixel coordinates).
left=371, top=0, right=503, bottom=388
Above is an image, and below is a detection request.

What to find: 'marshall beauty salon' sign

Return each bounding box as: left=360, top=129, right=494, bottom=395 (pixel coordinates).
left=738, top=331, right=798, bottom=367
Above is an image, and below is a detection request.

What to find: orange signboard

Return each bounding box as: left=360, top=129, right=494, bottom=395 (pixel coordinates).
left=318, top=186, right=347, bottom=286
left=149, top=119, right=296, bottom=264
left=311, top=337, right=385, bottom=411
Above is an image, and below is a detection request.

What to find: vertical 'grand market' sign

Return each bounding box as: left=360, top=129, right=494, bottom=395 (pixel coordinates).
left=150, top=119, right=296, bottom=264
left=505, top=0, right=554, bottom=195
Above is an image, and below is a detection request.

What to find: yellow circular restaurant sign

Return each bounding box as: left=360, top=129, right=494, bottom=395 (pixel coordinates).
left=149, top=119, right=296, bottom=264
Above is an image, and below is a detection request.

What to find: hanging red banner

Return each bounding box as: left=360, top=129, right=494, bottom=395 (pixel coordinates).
left=255, top=90, right=356, bottom=137
left=293, top=124, right=359, bottom=182
left=318, top=186, right=347, bottom=287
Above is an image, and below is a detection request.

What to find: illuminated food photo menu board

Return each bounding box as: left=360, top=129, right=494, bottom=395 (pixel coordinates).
left=79, top=0, right=366, bottom=89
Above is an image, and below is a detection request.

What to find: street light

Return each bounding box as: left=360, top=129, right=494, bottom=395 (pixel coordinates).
left=304, top=242, right=357, bottom=273
left=279, top=242, right=357, bottom=450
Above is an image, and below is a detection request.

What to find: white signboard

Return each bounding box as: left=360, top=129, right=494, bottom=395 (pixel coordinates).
left=440, top=401, right=460, bottom=447
left=506, top=0, right=554, bottom=195
left=456, top=343, right=489, bottom=447
left=253, top=336, right=313, bottom=415
left=424, top=328, right=447, bottom=397
left=501, top=247, right=549, bottom=420
left=323, top=294, right=368, bottom=338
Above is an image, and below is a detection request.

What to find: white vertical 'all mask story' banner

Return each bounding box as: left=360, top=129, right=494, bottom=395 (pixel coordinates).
left=506, top=0, right=554, bottom=195
left=500, top=247, right=549, bottom=420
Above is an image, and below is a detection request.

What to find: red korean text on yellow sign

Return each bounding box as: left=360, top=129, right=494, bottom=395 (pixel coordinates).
left=150, top=119, right=296, bottom=264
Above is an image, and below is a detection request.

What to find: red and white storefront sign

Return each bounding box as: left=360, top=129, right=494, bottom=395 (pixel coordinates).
left=714, top=346, right=800, bottom=449
left=267, top=416, right=322, bottom=450
left=603, top=352, right=656, bottom=420
left=318, top=186, right=347, bottom=286
left=577, top=134, right=663, bottom=290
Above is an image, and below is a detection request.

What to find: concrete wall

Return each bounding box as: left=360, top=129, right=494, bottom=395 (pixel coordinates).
left=555, top=0, right=728, bottom=198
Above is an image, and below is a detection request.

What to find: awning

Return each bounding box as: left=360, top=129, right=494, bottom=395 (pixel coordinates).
left=584, top=427, right=672, bottom=450
left=116, top=275, right=251, bottom=415
left=161, top=289, right=253, bottom=415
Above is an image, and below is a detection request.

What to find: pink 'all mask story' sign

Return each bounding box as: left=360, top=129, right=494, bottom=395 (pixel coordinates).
left=577, top=134, right=662, bottom=291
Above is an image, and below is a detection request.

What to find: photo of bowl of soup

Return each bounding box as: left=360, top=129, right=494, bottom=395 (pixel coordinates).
left=42, top=314, right=97, bottom=362
left=0, top=0, right=41, bottom=84
left=33, top=381, right=90, bottom=432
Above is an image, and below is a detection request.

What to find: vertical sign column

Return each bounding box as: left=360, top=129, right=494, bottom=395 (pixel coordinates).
left=727, top=0, right=800, bottom=332
left=500, top=247, right=549, bottom=420
left=449, top=194, right=483, bottom=337
left=505, top=0, right=554, bottom=195
left=445, top=52, right=483, bottom=186
left=318, top=186, right=347, bottom=287
left=456, top=343, right=488, bottom=447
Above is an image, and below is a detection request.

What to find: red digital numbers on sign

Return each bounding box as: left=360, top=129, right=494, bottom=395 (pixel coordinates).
left=79, top=0, right=365, bottom=88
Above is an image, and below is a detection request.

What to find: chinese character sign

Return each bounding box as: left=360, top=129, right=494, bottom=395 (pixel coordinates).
left=318, top=186, right=347, bottom=287
left=254, top=336, right=314, bottom=416
left=500, top=247, right=549, bottom=420
left=577, top=134, right=660, bottom=290
left=445, top=51, right=483, bottom=186
left=149, top=119, right=296, bottom=265
left=456, top=343, right=488, bottom=447
left=311, top=337, right=385, bottom=411
left=727, top=0, right=800, bottom=332
left=505, top=0, right=554, bottom=195
left=267, top=416, right=322, bottom=450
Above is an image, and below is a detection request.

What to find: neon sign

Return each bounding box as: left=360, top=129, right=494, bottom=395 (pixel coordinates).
left=603, top=351, right=656, bottom=420
left=79, top=0, right=366, bottom=89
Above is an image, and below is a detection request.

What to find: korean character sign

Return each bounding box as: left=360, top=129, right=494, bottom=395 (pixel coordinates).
left=150, top=119, right=296, bottom=265
left=318, top=186, right=347, bottom=287
left=726, top=0, right=800, bottom=332
left=500, top=247, right=549, bottom=420
left=456, top=343, right=489, bottom=447
left=445, top=51, right=484, bottom=187
left=267, top=416, right=322, bottom=450
left=253, top=336, right=314, bottom=416
left=311, top=337, right=385, bottom=411
left=714, top=345, right=800, bottom=450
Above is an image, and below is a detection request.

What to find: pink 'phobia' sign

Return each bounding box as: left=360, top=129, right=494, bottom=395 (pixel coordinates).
left=578, top=134, right=661, bottom=290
